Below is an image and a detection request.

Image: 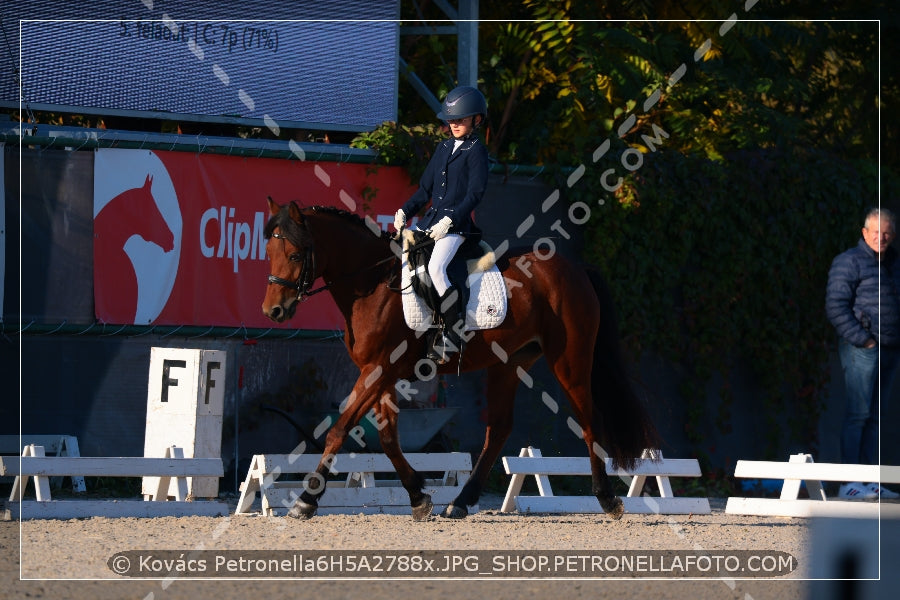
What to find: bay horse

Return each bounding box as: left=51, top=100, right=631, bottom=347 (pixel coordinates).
left=261, top=198, right=659, bottom=520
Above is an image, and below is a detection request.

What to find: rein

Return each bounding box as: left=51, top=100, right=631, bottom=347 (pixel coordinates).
left=267, top=231, right=401, bottom=302
left=386, top=233, right=436, bottom=292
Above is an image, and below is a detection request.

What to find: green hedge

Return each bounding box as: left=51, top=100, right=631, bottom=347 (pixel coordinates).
left=577, top=146, right=888, bottom=460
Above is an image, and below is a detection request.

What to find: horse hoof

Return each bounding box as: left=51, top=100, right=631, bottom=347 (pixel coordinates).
left=412, top=495, right=434, bottom=521
left=286, top=500, right=317, bottom=520
left=600, top=496, right=625, bottom=520
left=441, top=503, right=468, bottom=519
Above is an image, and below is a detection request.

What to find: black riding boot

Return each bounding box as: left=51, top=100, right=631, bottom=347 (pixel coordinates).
left=428, top=286, right=465, bottom=364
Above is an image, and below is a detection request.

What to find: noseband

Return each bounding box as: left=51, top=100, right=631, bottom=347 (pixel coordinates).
left=267, top=232, right=326, bottom=301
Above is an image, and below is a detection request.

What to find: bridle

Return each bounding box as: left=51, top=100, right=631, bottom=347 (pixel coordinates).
left=267, top=229, right=401, bottom=302
left=267, top=232, right=327, bottom=302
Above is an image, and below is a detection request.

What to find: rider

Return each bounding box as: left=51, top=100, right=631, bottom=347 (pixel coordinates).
left=394, top=85, right=490, bottom=364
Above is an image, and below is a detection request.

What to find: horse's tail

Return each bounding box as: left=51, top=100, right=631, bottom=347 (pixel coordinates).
left=585, top=266, right=661, bottom=470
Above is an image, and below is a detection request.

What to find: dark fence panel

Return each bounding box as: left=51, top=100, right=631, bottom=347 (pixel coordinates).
left=4, top=146, right=94, bottom=323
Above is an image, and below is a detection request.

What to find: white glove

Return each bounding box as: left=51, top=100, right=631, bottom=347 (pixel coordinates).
left=428, top=216, right=454, bottom=240
left=393, top=209, right=406, bottom=231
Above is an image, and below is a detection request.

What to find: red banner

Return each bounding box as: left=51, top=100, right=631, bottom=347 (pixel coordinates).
left=93, top=148, right=416, bottom=329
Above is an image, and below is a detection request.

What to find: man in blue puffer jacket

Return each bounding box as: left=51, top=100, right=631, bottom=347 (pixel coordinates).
left=826, top=207, right=900, bottom=499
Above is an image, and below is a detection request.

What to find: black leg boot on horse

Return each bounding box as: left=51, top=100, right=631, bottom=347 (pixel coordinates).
left=427, top=286, right=466, bottom=365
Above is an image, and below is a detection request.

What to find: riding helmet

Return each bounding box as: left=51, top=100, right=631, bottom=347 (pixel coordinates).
left=436, top=86, right=487, bottom=123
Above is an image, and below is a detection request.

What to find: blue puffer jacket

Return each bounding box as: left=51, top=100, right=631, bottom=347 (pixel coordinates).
left=826, top=239, right=900, bottom=347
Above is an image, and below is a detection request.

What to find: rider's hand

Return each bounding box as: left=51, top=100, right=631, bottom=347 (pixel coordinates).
left=429, top=216, right=453, bottom=240
left=394, top=209, right=406, bottom=232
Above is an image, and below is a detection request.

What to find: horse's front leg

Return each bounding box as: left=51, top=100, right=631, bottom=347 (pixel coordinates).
left=442, top=362, right=519, bottom=519
left=286, top=371, right=381, bottom=520
left=373, top=392, right=433, bottom=521
left=285, top=423, right=348, bottom=519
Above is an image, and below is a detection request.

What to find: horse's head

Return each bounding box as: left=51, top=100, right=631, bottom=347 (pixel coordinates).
left=262, top=197, right=316, bottom=322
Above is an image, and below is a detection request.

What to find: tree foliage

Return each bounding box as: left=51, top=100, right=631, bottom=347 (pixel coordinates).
left=397, top=1, right=890, bottom=168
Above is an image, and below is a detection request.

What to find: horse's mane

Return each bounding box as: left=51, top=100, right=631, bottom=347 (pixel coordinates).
left=309, top=205, right=394, bottom=242
left=264, top=203, right=393, bottom=247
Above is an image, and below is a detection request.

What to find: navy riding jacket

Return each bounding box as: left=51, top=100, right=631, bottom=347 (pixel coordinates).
left=401, top=135, right=489, bottom=234
left=826, top=239, right=900, bottom=348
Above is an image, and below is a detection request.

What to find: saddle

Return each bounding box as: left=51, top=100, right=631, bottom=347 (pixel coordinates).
left=400, top=229, right=507, bottom=332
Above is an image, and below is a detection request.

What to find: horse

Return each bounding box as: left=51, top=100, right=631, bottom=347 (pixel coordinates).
left=94, top=174, right=175, bottom=323
left=261, top=198, right=659, bottom=520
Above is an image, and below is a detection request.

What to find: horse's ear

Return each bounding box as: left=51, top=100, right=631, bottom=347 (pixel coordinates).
left=267, top=196, right=280, bottom=216
left=288, top=201, right=304, bottom=224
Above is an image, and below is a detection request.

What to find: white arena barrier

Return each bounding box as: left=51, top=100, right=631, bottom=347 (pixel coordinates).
left=0, top=435, right=86, bottom=493
left=1, top=347, right=230, bottom=520
left=1, top=444, right=228, bottom=520
left=236, top=452, right=474, bottom=516
left=500, top=446, right=710, bottom=515
left=725, top=452, right=900, bottom=518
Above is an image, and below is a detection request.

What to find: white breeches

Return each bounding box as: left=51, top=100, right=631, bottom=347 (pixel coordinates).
left=428, top=234, right=464, bottom=296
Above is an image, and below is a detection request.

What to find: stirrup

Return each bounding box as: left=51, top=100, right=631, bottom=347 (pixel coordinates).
left=427, top=331, right=458, bottom=365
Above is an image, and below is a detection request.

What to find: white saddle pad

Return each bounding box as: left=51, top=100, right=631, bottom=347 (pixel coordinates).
left=400, top=248, right=507, bottom=332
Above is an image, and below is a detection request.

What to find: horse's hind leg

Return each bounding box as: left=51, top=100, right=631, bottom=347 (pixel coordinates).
left=566, top=376, right=624, bottom=519
left=443, top=361, right=524, bottom=519
left=544, top=330, right=625, bottom=519
left=554, top=373, right=624, bottom=518
left=587, top=444, right=624, bottom=519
